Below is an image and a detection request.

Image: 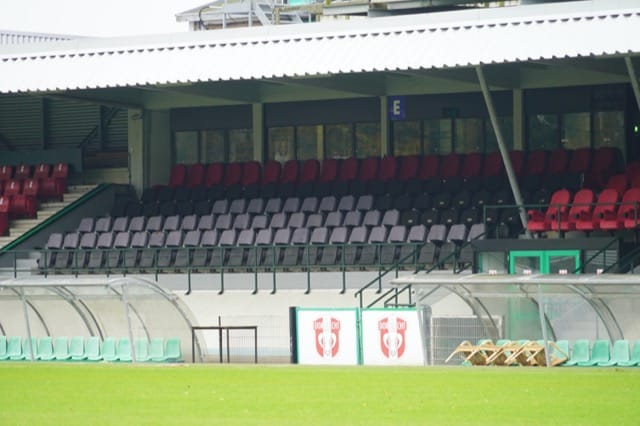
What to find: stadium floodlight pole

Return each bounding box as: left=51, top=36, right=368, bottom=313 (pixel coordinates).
left=475, top=65, right=529, bottom=235
left=626, top=57, right=640, bottom=114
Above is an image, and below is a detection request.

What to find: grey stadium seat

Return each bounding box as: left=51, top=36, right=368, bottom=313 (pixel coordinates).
left=174, top=230, right=202, bottom=269
left=157, top=230, right=184, bottom=268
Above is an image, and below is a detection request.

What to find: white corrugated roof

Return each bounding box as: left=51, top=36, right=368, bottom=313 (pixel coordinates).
left=1, top=0, right=640, bottom=93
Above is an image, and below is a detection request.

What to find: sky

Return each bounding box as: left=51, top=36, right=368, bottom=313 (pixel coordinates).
left=0, top=0, right=206, bottom=37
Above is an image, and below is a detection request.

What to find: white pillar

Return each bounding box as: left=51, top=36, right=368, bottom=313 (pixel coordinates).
left=127, top=109, right=145, bottom=196
left=146, top=110, right=172, bottom=188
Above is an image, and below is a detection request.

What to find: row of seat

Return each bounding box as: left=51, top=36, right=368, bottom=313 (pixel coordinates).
left=162, top=147, right=622, bottom=192
left=0, top=335, right=182, bottom=363
left=39, top=223, right=485, bottom=272
left=0, top=163, right=69, bottom=200
left=527, top=187, right=640, bottom=233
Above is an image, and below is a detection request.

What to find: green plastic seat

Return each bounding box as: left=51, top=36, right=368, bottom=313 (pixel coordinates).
left=618, top=339, right=640, bottom=367
left=578, top=339, right=609, bottom=367
left=7, top=336, right=24, bottom=360
left=38, top=336, right=56, bottom=361
left=22, top=337, right=38, bottom=361
left=116, top=337, right=133, bottom=362
left=69, top=336, right=86, bottom=361
left=135, top=338, right=150, bottom=362
left=54, top=336, right=71, bottom=361
left=598, top=340, right=630, bottom=367
left=164, top=338, right=182, bottom=363
left=85, top=336, right=103, bottom=361
left=149, top=337, right=166, bottom=362
left=564, top=339, right=590, bottom=366
left=553, top=340, right=570, bottom=363
left=101, top=337, right=118, bottom=362
left=0, top=335, right=8, bottom=361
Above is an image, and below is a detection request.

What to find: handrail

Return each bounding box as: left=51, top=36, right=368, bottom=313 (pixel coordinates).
left=574, top=237, right=620, bottom=274
left=603, top=243, right=640, bottom=274
left=0, top=183, right=110, bottom=254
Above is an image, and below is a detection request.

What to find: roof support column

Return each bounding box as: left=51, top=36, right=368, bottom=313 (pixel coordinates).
left=625, top=57, right=640, bottom=114
left=252, top=103, right=264, bottom=162
left=20, top=288, right=35, bottom=362
left=476, top=66, right=528, bottom=233
left=380, top=96, right=390, bottom=156
left=536, top=285, right=551, bottom=367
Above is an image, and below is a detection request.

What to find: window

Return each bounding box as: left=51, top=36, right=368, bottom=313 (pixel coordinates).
left=296, top=125, right=321, bottom=160
left=485, top=116, right=513, bottom=152
left=528, top=114, right=559, bottom=151
left=174, top=131, right=198, bottom=164
left=200, top=130, right=226, bottom=163
left=393, top=121, right=421, bottom=156
left=455, top=118, right=484, bottom=153
left=593, top=111, right=624, bottom=150
left=423, top=119, right=452, bottom=155
left=561, top=112, right=590, bottom=149
left=355, top=122, right=381, bottom=158
left=268, top=127, right=295, bottom=163
left=228, top=128, right=253, bottom=162
left=325, top=124, right=352, bottom=158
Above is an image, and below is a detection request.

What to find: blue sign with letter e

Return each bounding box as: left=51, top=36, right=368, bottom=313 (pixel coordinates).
left=388, top=96, right=405, bottom=121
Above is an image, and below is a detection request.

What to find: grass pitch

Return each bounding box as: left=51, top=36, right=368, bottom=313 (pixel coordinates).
left=0, top=363, right=638, bottom=425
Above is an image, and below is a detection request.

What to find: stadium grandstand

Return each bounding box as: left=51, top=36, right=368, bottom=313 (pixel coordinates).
left=1, top=0, right=640, bottom=365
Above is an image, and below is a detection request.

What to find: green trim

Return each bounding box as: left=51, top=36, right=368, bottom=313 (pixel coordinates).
left=0, top=183, right=109, bottom=253
left=509, top=250, right=581, bottom=274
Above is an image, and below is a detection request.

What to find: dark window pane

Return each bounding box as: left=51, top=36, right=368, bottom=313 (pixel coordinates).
left=355, top=122, right=381, bottom=158
left=228, top=128, right=253, bottom=162
left=561, top=112, right=590, bottom=149
left=593, top=111, right=625, bottom=151
left=268, top=127, right=295, bottom=163
left=296, top=125, right=320, bottom=160
left=393, top=121, right=421, bottom=156
left=455, top=118, right=484, bottom=153
left=200, top=130, right=226, bottom=163
left=325, top=124, right=352, bottom=158
left=423, top=119, right=452, bottom=155
left=528, top=114, right=559, bottom=151
left=174, top=131, right=198, bottom=164
left=485, top=116, right=513, bottom=153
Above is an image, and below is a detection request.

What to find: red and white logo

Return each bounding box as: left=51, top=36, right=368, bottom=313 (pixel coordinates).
left=378, top=316, right=406, bottom=359
left=314, top=316, right=340, bottom=358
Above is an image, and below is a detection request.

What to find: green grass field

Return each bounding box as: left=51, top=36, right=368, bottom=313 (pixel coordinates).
left=1, top=363, right=638, bottom=425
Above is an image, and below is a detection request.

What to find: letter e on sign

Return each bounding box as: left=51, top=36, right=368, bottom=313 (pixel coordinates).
left=388, top=96, right=405, bottom=121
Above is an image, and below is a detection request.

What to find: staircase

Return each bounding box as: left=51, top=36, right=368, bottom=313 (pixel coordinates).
left=0, top=185, right=97, bottom=250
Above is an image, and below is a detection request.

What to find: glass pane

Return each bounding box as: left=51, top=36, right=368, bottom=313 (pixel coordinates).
left=423, top=119, right=452, bottom=155
left=593, top=111, right=625, bottom=150
left=174, top=131, right=198, bottom=164
left=228, top=128, right=253, bottom=162
left=268, top=127, right=295, bottom=163
left=528, top=114, right=559, bottom=151
left=392, top=121, right=421, bottom=156
left=513, top=256, right=541, bottom=274
left=200, top=130, right=226, bottom=163
left=548, top=256, right=578, bottom=274
left=561, top=112, right=590, bottom=149
left=485, top=116, right=513, bottom=153
left=325, top=124, right=352, bottom=159
left=455, top=118, right=484, bottom=153
left=296, top=125, right=320, bottom=160
left=355, top=122, right=381, bottom=158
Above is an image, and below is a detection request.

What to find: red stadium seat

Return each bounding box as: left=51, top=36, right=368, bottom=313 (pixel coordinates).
left=418, top=154, right=440, bottom=180
left=398, top=155, right=419, bottom=181
left=527, top=189, right=571, bottom=233
left=168, top=164, right=187, bottom=188
left=0, top=196, right=9, bottom=235
left=575, top=189, right=619, bottom=232
left=186, top=163, right=205, bottom=188
left=13, top=164, right=32, bottom=181
left=568, top=147, right=592, bottom=175
left=33, top=163, right=51, bottom=182
left=0, top=165, right=13, bottom=183
left=242, top=161, right=262, bottom=186
left=22, top=178, right=40, bottom=200
left=262, top=160, right=281, bottom=186
left=299, top=159, right=319, bottom=184
left=223, top=162, right=243, bottom=187
left=439, top=153, right=461, bottom=179
left=586, top=147, right=622, bottom=190
left=604, top=174, right=628, bottom=196
left=338, top=157, right=359, bottom=182
left=357, top=157, right=379, bottom=182
left=600, top=188, right=640, bottom=231
left=547, top=148, right=569, bottom=176
left=378, top=156, right=397, bottom=182
left=524, top=150, right=548, bottom=176
left=460, top=152, right=483, bottom=179
left=482, top=151, right=503, bottom=177
left=205, top=163, right=225, bottom=187
left=281, top=160, right=300, bottom=185
left=51, top=163, right=69, bottom=193
left=559, top=189, right=594, bottom=231
left=319, top=158, right=339, bottom=183
left=508, top=150, right=525, bottom=176
left=3, top=180, right=22, bottom=198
